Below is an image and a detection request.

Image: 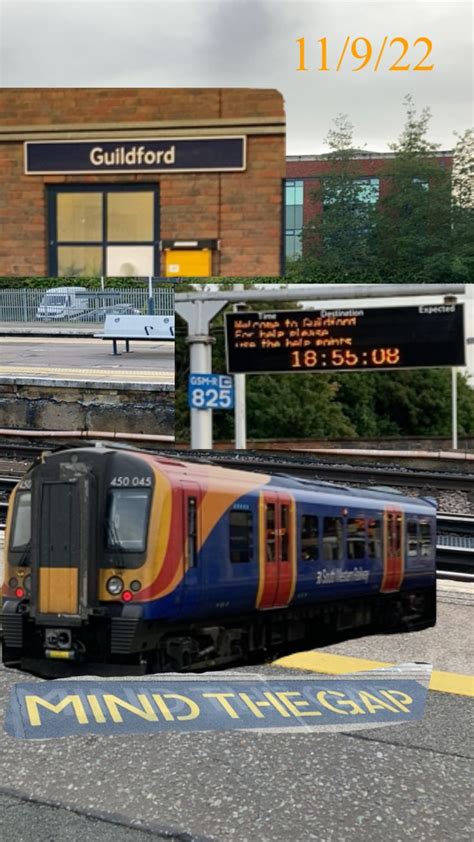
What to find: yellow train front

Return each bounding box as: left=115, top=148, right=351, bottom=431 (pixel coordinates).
left=1, top=445, right=437, bottom=677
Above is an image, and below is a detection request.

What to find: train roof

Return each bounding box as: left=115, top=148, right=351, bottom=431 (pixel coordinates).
left=33, top=445, right=437, bottom=514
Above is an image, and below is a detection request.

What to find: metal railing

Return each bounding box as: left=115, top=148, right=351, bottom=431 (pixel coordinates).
left=0, top=287, right=174, bottom=324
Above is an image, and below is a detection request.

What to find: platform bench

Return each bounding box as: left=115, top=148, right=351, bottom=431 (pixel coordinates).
left=95, top=314, right=175, bottom=355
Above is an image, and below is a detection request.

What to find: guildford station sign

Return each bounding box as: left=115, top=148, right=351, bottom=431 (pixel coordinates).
left=24, top=136, right=246, bottom=174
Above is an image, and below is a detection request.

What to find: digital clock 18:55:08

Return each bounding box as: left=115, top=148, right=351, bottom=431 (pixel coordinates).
left=290, top=348, right=402, bottom=369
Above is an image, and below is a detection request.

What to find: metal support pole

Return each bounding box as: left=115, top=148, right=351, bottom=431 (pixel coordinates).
left=148, top=276, right=154, bottom=315
left=187, top=335, right=214, bottom=449
left=452, top=368, right=458, bottom=451
left=175, top=299, right=226, bottom=451
left=234, top=373, right=247, bottom=449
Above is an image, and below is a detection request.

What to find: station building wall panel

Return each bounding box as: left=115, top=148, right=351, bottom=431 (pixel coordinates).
left=0, top=88, right=286, bottom=278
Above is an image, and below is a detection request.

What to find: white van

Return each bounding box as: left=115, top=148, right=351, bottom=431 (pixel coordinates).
left=36, top=287, right=90, bottom=321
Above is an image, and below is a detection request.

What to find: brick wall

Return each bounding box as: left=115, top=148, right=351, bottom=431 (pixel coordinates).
left=0, top=89, right=285, bottom=277
left=286, top=154, right=453, bottom=229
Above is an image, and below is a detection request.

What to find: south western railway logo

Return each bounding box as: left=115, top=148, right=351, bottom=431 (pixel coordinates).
left=5, top=670, right=430, bottom=739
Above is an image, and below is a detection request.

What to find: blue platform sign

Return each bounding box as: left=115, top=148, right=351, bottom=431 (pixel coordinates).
left=24, top=137, right=246, bottom=175
left=188, top=373, right=234, bottom=410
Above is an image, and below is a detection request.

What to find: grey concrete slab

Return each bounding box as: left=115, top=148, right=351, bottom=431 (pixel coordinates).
left=0, top=791, right=198, bottom=842
left=312, top=592, right=474, bottom=675
left=0, top=337, right=174, bottom=386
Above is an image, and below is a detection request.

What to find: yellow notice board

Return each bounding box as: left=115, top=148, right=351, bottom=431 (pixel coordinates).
left=164, top=249, right=212, bottom=277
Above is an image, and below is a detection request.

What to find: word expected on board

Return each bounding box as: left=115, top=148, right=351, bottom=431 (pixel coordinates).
left=188, top=373, right=235, bottom=410
left=225, top=306, right=465, bottom=374
left=5, top=669, right=431, bottom=739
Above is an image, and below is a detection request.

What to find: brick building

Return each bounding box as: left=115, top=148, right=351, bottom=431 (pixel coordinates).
left=284, top=150, right=453, bottom=260
left=0, top=88, right=285, bottom=278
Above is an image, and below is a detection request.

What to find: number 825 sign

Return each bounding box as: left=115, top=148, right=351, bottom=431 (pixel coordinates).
left=188, top=373, right=235, bottom=410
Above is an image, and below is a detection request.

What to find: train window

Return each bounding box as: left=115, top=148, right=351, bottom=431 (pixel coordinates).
left=106, top=489, right=150, bottom=553
left=367, top=519, right=382, bottom=559
left=10, top=491, right=32, bottom=551
left=265, top=504, right=276, bottom=562
left=419, top=521, right=433, bottom=557
left=301, top=515, right=319, bottom=561
left=229, top=510, right=253, bottom=563
left=407, top=520, right=419, bottom=556
left=322, top=517, right=343, bottom=562
left=347, top=518, right=367, bottom=560
left=280, top=505, right=290, bottom=562
left=187, top=497, right=198, bottom=568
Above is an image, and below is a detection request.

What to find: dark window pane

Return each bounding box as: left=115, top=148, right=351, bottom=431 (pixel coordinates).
left=281, top=505, right=289, bottom=562
left=187, top=497, right=198, bottom=568
left=419, top=520, right=433, bottom=557
left=323, top=517, right=343, bottom=562
left=301, top=514, right=319, bottom=561
left=407, top=520, right=418, bottom=556
left=229, top=510, right=253, bottom=564
left=347, top=518, right=367, bottom=560
left=368, top=519, right=382, bottom=559
left=266, top=503, right=276, bottom=562
left=10, top=491, right=31, bottom=551
left=106, top=490, right=150, bottom=553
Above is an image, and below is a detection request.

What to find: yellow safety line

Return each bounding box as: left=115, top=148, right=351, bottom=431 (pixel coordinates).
left=0, top=366, right=173, bottom=381
left=273, top=651, right=474, bottom=698
left=1, top=338, right=172, bottom=345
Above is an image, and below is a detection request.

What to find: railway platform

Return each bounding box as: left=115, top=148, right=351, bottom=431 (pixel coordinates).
left=0, top=336, right=175, bottom=437
left=0, top=585, right=472, bottom=841
left=0, top=336, right=174, bottom=388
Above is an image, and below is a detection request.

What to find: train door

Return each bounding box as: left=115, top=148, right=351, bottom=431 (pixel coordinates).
left=381, top=508, right=405, bottom=592
left=33, top=475, right=95, bottom=617
left=257, top=490, right=296, bottom=609
left=181, top=481, right=201, bottom=608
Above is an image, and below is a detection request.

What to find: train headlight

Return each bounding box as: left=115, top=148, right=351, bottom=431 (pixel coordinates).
left=8, top=577, right=18, bottom=589
left=106, top=576, right=124, bottom=595
left=130, top=580, right=141, bottom=592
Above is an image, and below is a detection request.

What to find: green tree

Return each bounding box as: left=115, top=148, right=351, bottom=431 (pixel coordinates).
left=300, top=114, right=380, bottom=282
left=288, top=97, right=473, bottom=284
left=376, top=95, right=454, bottom=282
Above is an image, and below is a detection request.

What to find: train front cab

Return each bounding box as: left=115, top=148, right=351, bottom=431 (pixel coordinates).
left=1, top=449, right=158, bottom=675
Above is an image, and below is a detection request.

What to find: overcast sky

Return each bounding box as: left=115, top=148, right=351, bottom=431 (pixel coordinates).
left=0, top=0, right=472, bottom=153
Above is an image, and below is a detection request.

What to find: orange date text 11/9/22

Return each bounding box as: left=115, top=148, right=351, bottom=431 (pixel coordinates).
left=296, top=37, right=434, bottom=72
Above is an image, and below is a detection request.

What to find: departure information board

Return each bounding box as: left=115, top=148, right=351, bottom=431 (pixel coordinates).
left=225, top=305, right=465, bottom=374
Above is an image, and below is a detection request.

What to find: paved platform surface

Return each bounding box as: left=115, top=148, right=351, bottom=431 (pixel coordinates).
left=0, top=586, right=472, bottom=842
left=0, top=337, right=174, bottom=387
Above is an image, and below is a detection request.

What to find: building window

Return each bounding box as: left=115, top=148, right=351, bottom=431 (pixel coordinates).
left=285, top=179, right=303, bottom=259
left=354, top=177, right=379, bottom=203
left=229, top=510, right=253, bottom=564
left=48, top=185, right=159, bottom=276
left=412, top=177, right=429, bottom=191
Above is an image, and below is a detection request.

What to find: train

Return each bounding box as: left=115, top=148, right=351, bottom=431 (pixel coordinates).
left=1, top=444, right=437, bottom=677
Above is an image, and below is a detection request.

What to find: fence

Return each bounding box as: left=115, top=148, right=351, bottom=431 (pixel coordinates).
left=0, top=287, right=175, bottom=324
